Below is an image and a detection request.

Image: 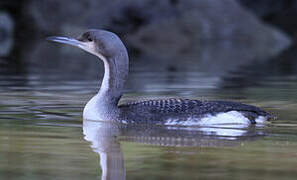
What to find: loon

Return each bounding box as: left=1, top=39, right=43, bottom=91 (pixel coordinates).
left=47, top=29, right=274, bottom=124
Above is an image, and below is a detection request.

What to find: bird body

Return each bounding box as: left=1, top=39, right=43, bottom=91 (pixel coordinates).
left=48, top=29, right=274, bottom=125
left=118, top=98, right=271, bottom=124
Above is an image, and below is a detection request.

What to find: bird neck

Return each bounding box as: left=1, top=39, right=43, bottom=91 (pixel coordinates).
left=83, top=49, right=129, bottom=121
left=97, top=52, right=129, bottom=107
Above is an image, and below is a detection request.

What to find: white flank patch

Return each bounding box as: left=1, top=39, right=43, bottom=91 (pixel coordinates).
left=164, top=111, right=268, bottom=137
left=200, top=111, right=250, bottom=126
left=165, top=111, right=268, bottom=127
left=255, top=116, right=266, bottom=124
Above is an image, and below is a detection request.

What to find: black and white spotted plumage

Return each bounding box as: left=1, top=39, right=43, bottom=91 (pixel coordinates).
left=118, top=98, right=274, bottom=124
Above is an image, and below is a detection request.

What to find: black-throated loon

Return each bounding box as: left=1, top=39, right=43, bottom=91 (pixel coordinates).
left=47, top=29, right=274, bottom=125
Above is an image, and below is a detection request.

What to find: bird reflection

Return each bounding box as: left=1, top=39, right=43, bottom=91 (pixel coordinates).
left=83, top=120, right=265, bottom=180
left=83, top=120, right=125, bottom=180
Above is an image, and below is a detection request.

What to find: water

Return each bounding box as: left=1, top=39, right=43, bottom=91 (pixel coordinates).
left=1, top=46, right=297, bottom=180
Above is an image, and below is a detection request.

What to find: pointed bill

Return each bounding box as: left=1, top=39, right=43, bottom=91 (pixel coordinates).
left=46, top=36, right=85, bottom=49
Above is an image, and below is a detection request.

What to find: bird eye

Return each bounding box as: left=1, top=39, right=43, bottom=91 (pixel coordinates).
left=87, top=37, right=92, bottom=41
left=77, top=32, right=93, bottom=42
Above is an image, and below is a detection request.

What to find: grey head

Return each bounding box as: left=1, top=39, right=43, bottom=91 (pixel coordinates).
left=47, top=29, right=128, bottom=62
left=48, top=29, right=129, bottom=113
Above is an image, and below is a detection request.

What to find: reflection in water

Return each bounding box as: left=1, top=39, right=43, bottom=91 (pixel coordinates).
left=83, top=120, right=265, bottom=180
left=83, top=121, right=125, bottom=180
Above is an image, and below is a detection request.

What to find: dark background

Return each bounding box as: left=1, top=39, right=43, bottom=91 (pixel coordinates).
left=0, top=0, right=297, bottom=89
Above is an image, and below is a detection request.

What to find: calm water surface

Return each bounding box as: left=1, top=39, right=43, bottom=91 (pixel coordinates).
left=1, top=59, right=297, bottom=180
